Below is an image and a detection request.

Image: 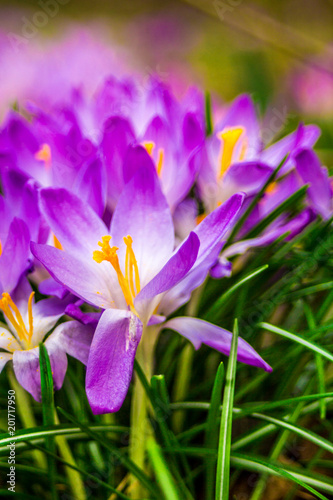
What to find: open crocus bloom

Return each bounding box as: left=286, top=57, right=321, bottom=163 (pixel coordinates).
left=0, top=278, right=94, bottom=401
left=32, top=164, right=271, bottom=414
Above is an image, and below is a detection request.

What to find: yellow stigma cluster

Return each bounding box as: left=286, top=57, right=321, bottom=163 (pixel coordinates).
left=93, top=235, right=141, bottom=309
left=0, top=292, right=34, bottom=347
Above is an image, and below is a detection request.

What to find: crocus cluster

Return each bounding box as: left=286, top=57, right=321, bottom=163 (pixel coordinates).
left=0, top=68, right=330, bottom=413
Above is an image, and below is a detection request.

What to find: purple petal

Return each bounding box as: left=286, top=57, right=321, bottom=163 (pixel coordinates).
left=0, top=218, right=30, bottom=294
left=65, top=303, right=101, bottom=327
left=216, top=94, right=261, bottom=159
left=101, top=116, right=136, bottom=210
left=39, top=187, right=108, bottom=259
left=49, top=320, right=95, bottom=365
left=261, top=123, right=321, bottom=175
left=135, top=231, right=200, bottom=314
left=73, top=156, right=107, bottom=217
left=193, top=192, right=244, bottom=268
left=165, top=317, right=272, bottom=371
left=31, top=242, right=110, bottom=309
left=38, top=277, right=69, bottom=299
left=13, top=341, right=68, bottom=402
left=86, top=309, right=143, bottom=414
left=110, top=163, right=174, bottom=286
left=295, top=149, right=332, bottom=218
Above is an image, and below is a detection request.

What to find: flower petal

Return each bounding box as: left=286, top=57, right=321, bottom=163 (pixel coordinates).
left=135, top=231, right=200, bottom=319
left=31, top=242, right=112, bottom=308
left=49, top=320, right=95, bottom=365
left=110, top=162, right=174, bottom=285
left=165, top=317, right=272, bottom=371
left=13, top=342, right=68, bottom=402
left=295, top=148, right=332, bottom=218
left=86, top=309, right=142, bottom=414
left=39, top=187, right=108, bottom=259
left=0, top=217, right=30, bottom=294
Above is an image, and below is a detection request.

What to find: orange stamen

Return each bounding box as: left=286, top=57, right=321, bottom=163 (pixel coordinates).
left=35, top=143, right=52, bottom=169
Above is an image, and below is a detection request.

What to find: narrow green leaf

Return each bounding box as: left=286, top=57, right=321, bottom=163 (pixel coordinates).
left=205, top=91, right=213, bottom=136
left=39, top=343, right=57, bottom=500
left=285, top=281, right=333, bottom=300
left=147, top=437, right=181, bottom=500
left=57, top=407, right=160, bottom=498
left=0, top=424, right=127, bottom=449
left=230, top=453, right=330, bottom=499
left=259, top=322, right=333, bottom=363
left=215, top=319, right=238, bottom=500
left=204, top=265, right=268, bottom=319
left=151, top=375, right=194, bottom=499
left=246, top=184, right=308, bottom=239
left=205, top=362, right=224, bottom=500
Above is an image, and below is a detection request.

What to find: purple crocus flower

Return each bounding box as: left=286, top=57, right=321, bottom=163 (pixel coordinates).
left=31, top=164, right=271, bottom=414
left=0, top=278, right=94, bottom=401
left=196, top=94, right=320, bottom=214
left=0, top=111, right=106, bottom=217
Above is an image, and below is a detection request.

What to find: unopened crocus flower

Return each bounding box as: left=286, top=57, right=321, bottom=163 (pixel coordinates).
left=32, top=163, right=271, bottom=414
left=0, top=278, right=94, bottom=401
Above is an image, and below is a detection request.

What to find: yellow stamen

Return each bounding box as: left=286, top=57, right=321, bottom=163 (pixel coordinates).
left=28, top=292, right=34, bottom=340
left=0, top=240, right=2, bottom=257
left=35, top=143, right=52, bottom=169
left=196, top=213, right=206, bottom=225
left=217, top=126, right=244, bottom=178
left=53, top=234, right=63, bottom=250
left=156, top=149, right=164, bottom=176
left=142, top=141, right=155, bottom=156
left=0, top=293, right=29, bottom=342
left=142, top=140, right=164, bottom=176
left=124, top=235, right=141, bottom=296
left=266, top=182, right=278, bottom=195
left=93, top=235, right=141, bottom=309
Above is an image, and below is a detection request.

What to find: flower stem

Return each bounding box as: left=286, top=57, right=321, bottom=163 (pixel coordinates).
left=129, top=324, right=158, bottom=498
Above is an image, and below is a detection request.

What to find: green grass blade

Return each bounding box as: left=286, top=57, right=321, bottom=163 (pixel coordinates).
left=245, top=184, right=309, bottom=239
left=204, top=265, right=268, bottom=320
left=147, top=437, right=182, bottom=500
left=57, top=407, right=160, bottom=498
left=150, top=375, right=194, bottom=499
left=205, top=362, right=224, bottom=500
left=215, top=319, right=239, bottom=500
left=205, top=91, right=213, bottom=136
left=39, top=343, right=57, bottom=500
left=230, top=453, right=330, bottom=499
left=248, top=413, right=333, bottom=456
left=259, top=322, right=333, bottom=363
left=0, top=424, right=127, bottom=449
